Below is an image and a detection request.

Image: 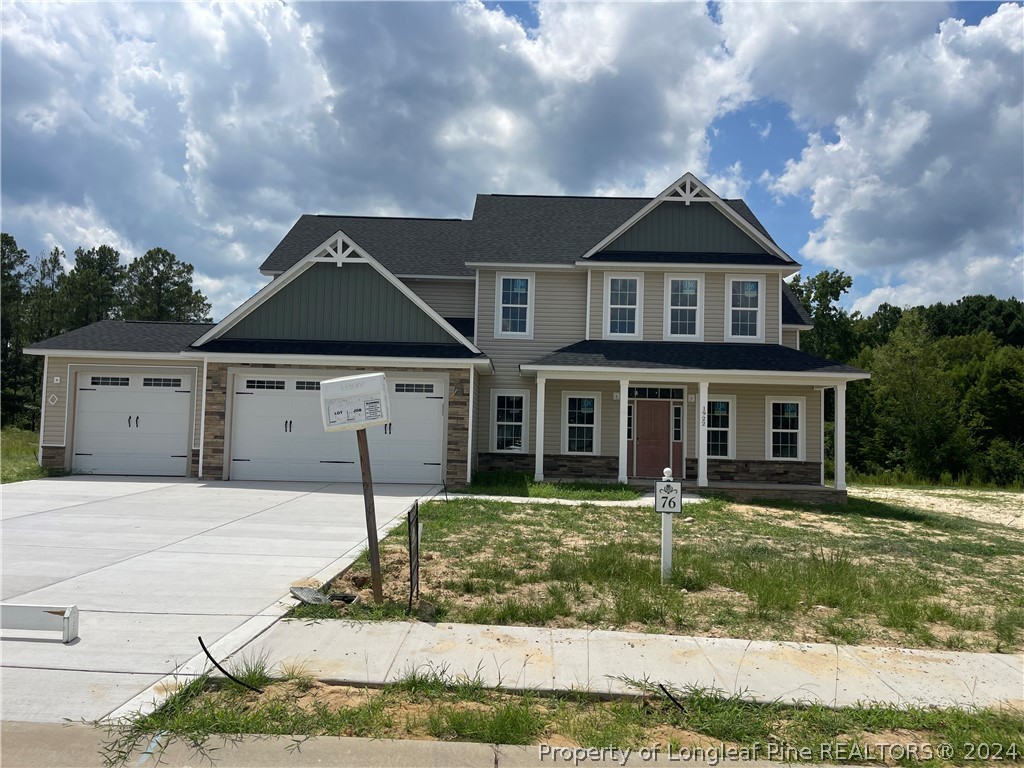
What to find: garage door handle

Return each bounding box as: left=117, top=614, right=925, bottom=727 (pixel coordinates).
left=135, top=416, right=139, bottom=428
left=128, top=415, right=132, bottom=428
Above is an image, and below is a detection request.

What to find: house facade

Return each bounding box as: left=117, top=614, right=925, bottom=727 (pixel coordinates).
left=26, top=173, right=868, bottom=500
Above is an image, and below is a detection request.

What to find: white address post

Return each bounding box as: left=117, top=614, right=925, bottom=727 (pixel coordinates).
left=654, top=468, right=682, bottom=584
left=321, top=373, right=392, bottom=604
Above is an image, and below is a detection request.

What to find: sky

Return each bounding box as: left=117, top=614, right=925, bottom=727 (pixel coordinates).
left=2, top=1, right=1022, bottom=321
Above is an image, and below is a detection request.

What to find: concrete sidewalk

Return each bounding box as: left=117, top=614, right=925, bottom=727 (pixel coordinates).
left=238, top=620, right=1023, bottom=710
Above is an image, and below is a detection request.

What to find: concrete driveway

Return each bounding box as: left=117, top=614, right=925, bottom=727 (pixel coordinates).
left=1, top=476, right=435, bottom=723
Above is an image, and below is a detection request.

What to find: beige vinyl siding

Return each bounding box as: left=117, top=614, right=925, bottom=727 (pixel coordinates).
left=40, top=356, right=201, bottom=457
left=404, top=278, right=475, bottom=317
left=476, top=269, right=587, bottom=454
left=589, top=271, right=604, bottom=340
left=541, top=379, right=620, bottom=456
left=781, top=328, right=800, bottom=350
left=723, top=383, right=821, bottom=463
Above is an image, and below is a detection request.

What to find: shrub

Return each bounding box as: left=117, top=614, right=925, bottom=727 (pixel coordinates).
left=985, top=438, right=1024, bottom=487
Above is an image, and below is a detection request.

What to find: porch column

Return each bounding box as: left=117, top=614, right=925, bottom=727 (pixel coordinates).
left=534, top=375, right=546, bottom=482
left=618, top=378, right=629, bottom=483
left=698, top=381, right=709, bottom=487
left=835, top=382, right=847, bottom=491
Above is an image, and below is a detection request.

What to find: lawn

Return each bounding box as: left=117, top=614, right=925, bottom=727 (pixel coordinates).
left=101, top=663, right=1023, bottom=767
left=313, top=490, right=1024, bottom=653
left=0, top=426, right=55, bottom=484
left=462, top=469, right=642, bottom=501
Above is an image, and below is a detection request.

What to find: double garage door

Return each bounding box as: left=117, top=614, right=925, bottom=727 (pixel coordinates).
left=72, top=372, right=192, bottom=476
left=230, top=375, right=445, bottom=484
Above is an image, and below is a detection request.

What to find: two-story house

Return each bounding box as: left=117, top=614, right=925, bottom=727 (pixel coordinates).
left=26, top=173, right=868, bottom=501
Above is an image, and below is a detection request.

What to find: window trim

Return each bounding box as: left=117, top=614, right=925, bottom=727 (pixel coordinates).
left=764, top=396, right=806, bottom=462
left=491, top=388, right=530, bottom=453
left=663, top=273, right=704, bottom=341
left=561, top=390, right=601, bottom=456
left=725, top=274, right=765, bottom=343
left=603, top=272, right=644, bottom=339
left=706, top=395, right=736, bottom=460
left=494, top=272, right=535, bottom=339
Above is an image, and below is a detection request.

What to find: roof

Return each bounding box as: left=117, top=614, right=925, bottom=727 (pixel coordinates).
left=260, top=215, right=470, bottom=276
left=781, top=282, right=814, bottom=326
left=26, top=320, right=213, bottom=354
left=526, top=340, right=865, bottom=375
left=261, top=194, right=784, bottom=276
left=194, top=338, right=483, bottom=359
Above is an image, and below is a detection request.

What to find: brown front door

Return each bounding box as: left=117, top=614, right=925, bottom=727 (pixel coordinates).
left=634, top=400, right=670, bottom=478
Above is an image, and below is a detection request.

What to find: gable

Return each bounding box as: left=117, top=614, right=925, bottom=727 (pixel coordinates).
left=604, top=201, right=769, bottom=254
left=222, top=262, right=454, bottom=344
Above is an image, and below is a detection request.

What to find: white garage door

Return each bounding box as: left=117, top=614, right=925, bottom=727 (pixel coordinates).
left=230, top=376, right=444, bottom=484
left=72, top=373, right=192, bottom=476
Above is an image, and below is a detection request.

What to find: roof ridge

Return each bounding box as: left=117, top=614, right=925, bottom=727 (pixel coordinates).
left=123, top=320, right=214, bottom=326
left=308, top=214, right=466, bottom=222
left=482, top=193, right=653, bottom=201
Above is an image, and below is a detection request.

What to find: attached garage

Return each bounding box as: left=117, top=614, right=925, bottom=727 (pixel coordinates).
left=72, top=371, right=193, bottom=476
left=229, top=374, right=446, bottom=484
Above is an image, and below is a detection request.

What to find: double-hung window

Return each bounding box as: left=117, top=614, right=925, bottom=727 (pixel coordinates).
left=766, top=397, right=805, bottom=461
left=492, top=390, right=528, bottom=452
left=664, top=274, right=702, bottom=340
left=726, top=275, right=765, bottom=341
left=563, top=392, right=600, bottom=455
left=494, top=273, right=534, bottom=338
left=707, top=396, right=735, bottom=459
left=604, top=274, right=642, bottom=338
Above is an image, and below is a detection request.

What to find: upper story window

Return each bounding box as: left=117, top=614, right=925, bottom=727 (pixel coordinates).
left=726, top=275, right=765, bottom=342
left=663, top=274, right=703, bottom=340
left=494, top=272, right=534, bottom=339
left=604, top=273, right=643, bottom=339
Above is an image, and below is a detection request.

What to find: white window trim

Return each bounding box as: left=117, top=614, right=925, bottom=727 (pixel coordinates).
left=494, top=272, right=535, bottom=339
left=491, top=388, right=530, bottom=453
left=561, top=391, right=601, bottom=456
left=663, top=273, right=704, bottom=341
left=765, top=396, right=806, bottom=462
left=603, top=273, right=644, bottom=339
left=725, top=274, right=765, bottom=343
left=707, top=395, right=736, bottom=460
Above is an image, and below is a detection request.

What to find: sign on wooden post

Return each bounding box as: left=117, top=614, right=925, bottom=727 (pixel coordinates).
left=321, top=373, right=391, bottom=604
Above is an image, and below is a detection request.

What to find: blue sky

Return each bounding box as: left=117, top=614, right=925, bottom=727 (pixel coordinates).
left=2, top=1, right=1021, bottom=319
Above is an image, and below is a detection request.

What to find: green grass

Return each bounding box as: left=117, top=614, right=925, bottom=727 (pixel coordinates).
left=463, top=470, right=641, bottom=501
left=99, top=671, right=1024, bottom=767
left=0, top=427, right=58, bottom=484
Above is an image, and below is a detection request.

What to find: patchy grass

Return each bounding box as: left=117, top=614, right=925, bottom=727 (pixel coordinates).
left=0, top=427, right=59, bottom=484
left=311, top=490, right=1024, bottom=653
left=462, top=470, right=642, bottom=501
left=99, top=667, right=1023, bottom=767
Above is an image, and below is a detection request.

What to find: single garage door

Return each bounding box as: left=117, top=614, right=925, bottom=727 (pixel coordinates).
left=230, top=375, right=444, bottom=484
left=72, top=372, right=192, bottom=476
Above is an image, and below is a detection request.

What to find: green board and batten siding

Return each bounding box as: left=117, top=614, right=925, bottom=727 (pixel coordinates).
left=606, top=203, right=768, bottom=254
left=223, top=263, right=453, bottom=344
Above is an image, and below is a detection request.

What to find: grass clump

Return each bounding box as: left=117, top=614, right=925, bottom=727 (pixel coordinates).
left=1, top=427, right=64, bottom=484
left=464, top=470, right=641, bottom=501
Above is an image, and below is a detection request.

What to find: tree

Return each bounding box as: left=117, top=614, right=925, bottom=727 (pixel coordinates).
left=62, top=245, right=124, bottom=329
left=1, top=234, right=35, bottom=425
left=787, top=270, right=857, bottom=362
left=120, top=247, right=212, bottom=322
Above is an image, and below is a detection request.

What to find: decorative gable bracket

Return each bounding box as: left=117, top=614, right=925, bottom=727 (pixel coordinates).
left=663, top=177, right=713, bottom=206
left=313, top=233, right=363, bottom=267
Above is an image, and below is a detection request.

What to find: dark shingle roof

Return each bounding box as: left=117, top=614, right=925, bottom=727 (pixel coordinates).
left=26, top=320, right=213, bottom=353
left=259, top=195, right=788, bottom=276
left=781, top=282, right=814, bottom=327
left=195, top=338, right=481, bottom=359
left=526, top=340, right=864, bottom=375
left=260, top=215, right=471, bottom=276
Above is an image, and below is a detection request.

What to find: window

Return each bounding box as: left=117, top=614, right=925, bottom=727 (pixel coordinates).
left=766, top=398, right=804, bottom=461
left=706, top=397, right=735, bottom=459
left=494, top=273, right=534, bottom=338
left=492, top=389, right=528, bottom=452
left=143, top=377, right=182, bottom=388
left=394, top=383, right=434, bottom=393
left=673, top=405, right=683, bottom=442
left=91, top=376, right=129, bottom=387
left=726, top=275, right=765, bottom=341
left=664, top=275, right=702, bottom=339
left=628, top=387, right=684, bottom=400
left=246, top=379, right=285, bottom=390
left=627, top=403, right=633, bottom=440
left=295, top=381, right=321, bottom=391
left=604, top=273, right=643, bottom=338
left=562, top=392, right=600, bottom=455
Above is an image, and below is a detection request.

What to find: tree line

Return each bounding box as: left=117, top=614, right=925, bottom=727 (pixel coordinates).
left=790, top=271, right=1024, bottom=487
left=2, top=233, right=212, bottom=428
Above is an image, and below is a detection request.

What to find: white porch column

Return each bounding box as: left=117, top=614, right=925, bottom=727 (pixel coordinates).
left=534, top=375, right=546, bottom=482
left=618, top=378, right=629, bottom=483
left=698, top=381, right=709, bottom=487
left=835, top=382, right=847, bottom=491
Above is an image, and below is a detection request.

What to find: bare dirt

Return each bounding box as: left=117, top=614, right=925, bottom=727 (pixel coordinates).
left=848, top=486, right=1023, bottom=529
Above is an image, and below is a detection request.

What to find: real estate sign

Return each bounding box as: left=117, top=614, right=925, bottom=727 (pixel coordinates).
left=320, top=372, right=391, bottom=432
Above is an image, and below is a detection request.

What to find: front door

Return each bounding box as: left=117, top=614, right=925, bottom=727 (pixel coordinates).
left=634, top=400, right=671, bottom=478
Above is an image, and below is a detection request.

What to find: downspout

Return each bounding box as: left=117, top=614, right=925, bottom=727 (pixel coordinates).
left=37, top=356, right=48, bottom=466
left=198, top=357, right=208, bottom=479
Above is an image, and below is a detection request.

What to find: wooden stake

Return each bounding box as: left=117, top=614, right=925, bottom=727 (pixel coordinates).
left=356, top=428, right=384, bottom=604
